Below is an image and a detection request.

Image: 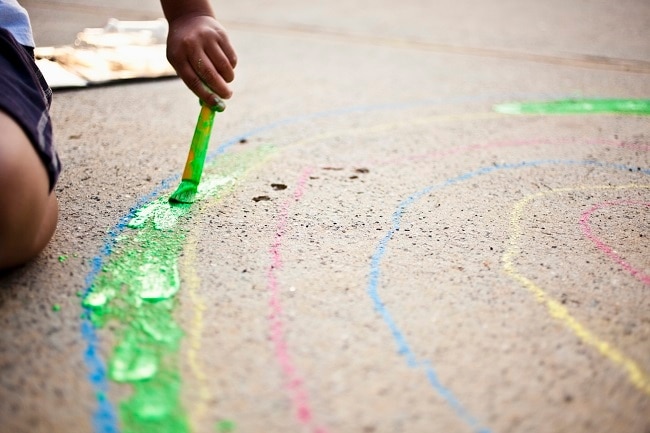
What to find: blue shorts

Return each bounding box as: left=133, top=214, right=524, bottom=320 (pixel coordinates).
left=0, top=27, right=60, bottom=192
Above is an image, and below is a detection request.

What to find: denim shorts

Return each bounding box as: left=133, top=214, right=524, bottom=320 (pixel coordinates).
left=0, top=27, right=60, bottom=191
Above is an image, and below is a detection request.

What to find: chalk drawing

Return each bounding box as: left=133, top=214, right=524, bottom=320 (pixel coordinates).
left=178, top=150, right=276, bottom=430
left=82, top=146, right=274, bottom=433
left=494, top=98, right=650, bottom=115
left=503, top=185, right=650, bottom=395
left=180, top=220, right=211, bottom=424
left=79, top=94, right=537, bottom=432
left=369, top=161, right=649, bottom=433
left=579, top=201, right=650, bottom=286
left=266, top=167, right=329, bottom=433
left=370, top=137, right=637, bottom=167
left=79, top=95, right=649, bottom=432
left=281, top=112, right=503, bottom=152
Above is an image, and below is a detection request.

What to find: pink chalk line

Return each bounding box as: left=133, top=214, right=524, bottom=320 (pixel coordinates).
left=368, top=137, right=648, bottom=167
left=267, top=167, right=328, bottom=433
left=580, top=200, right=650, bottom=286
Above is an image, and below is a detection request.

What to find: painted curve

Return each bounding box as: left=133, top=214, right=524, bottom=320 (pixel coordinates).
left=367, top=162, right=649, bottom=433
left=79, top=96, right=648, bottom=432
left=579, top=201, right=650, bottom=286
left=503, top=185, right=650, bottom=396
left=266, top=167, right=329, bottom=433
left=81, top=93, right=569, bottom=433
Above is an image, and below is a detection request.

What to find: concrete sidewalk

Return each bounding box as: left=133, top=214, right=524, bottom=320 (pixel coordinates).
left=1, top=1, right=649, bottom=432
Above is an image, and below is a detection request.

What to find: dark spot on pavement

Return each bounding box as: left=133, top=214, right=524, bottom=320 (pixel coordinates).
left=253, top=196, right=271, bottom=202
left=271, top=183, right=287, bottom=190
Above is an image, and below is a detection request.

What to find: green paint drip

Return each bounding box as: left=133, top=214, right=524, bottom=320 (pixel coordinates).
left=129, top=176, right=232, bottom=231
left=84, top=145, right=274, bottom=432
left=52, top=304, right=61, bottom=312
left=58, top=255, right=68, bottom=263
left=494, top=98, right=650, bottom=115
left=85, top=213, right=188, bottom=432
left=216, top=419, right=236, bottom=432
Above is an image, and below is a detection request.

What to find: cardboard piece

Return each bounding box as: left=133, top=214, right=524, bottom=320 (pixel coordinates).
left=35, top=19, right=175, bottom=89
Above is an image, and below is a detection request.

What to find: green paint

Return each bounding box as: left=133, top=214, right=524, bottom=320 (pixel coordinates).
left=200, top=83, right=226, bottom=112
left=58, top=255, right=68, bottom=263
left=52, top=304, right=61, bottom=312
left=85, top=211, right=188, bottom=432
left=84, top=145, right=273, bottom=432
left=130, top=176, right=233, bottom=231
left=494, top=98, right=650, bottom=115
left=216, top=419, right=236, bottom=432
left=169, top=180, right=200, bottom=205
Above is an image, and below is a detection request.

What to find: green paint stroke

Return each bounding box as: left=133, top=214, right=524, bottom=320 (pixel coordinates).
left=216, top=419, right=236, bottom=432
left=83, top=145, right=273, bottom=433
left=494, top=98, right=650, bottom=115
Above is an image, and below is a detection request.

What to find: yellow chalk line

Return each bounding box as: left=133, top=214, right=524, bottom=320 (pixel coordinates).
left=282, top=112, right=504, bottom=149
left=502, top=183, right=650, bottom=395
left=179, top=151, right=275, bottom=427
left=180, top=220, right=211, bottom=422
left=176, top=110, right=646, bottom=423
left=172, top=112, right=502, bottom=424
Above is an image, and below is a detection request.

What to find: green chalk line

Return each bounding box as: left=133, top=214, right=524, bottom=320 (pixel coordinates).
left=216, top=419, right=236, bottom=432
left=494, top=98, right=650, bottom=115
left=83, top=145, right=274, bottom=433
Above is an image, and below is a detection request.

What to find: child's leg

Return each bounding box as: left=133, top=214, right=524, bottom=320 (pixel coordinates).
left=0, top=110, right=58, bottom=269
left=0, top=27, right=61, bottom=270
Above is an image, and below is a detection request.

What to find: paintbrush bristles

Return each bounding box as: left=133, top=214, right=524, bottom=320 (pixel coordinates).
left=169, top=102, right=216, bottom=205
left=169, top=180, right=198, bottom=204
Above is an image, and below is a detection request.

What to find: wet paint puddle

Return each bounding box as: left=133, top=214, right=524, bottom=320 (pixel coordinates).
left=79, top=96, right=649, bottom=432
left=83, top=146, right=273, bottom=433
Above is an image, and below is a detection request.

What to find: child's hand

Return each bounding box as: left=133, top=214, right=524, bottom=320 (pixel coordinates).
left=165, top=14, right=237, bottom=109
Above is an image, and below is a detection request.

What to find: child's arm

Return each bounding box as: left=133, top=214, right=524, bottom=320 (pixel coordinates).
left=160, top=0, right=237, bottom=109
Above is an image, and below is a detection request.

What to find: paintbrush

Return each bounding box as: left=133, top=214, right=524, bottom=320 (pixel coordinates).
left=169, top=99, right=223, bottom=204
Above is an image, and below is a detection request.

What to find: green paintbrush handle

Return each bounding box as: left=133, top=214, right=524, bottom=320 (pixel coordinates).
left=181, top=103, right=216, bottom=184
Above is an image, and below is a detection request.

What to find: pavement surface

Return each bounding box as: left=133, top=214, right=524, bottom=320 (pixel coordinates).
left=1, top=1, right=649, bottom=433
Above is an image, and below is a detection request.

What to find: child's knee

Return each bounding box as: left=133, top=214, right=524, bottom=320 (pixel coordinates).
left=0, top=112, right=57, bottom=268
left=0, top=188, right=58, bottom=269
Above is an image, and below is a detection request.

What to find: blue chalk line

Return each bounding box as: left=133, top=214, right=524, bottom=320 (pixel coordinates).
left=78, top=92, right=609, bottom=433
left=367, top=160, right=649, bottom=433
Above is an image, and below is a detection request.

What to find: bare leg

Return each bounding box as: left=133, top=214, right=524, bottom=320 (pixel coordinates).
left=0, top=110, right=58, bottom=269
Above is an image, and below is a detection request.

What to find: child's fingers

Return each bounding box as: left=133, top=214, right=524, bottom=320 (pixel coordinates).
left=204, top=43, right=235, bottom=83
left=193, top=52, right=233, bottom=99
left=218, top=32, right=238, bottom=69
left=177, top=60, right=227, bottom=110
left=164, top=15, right=237, bottom=108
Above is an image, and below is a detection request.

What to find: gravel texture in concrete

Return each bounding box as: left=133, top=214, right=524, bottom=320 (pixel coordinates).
left=1, top=1, right=649, bottom=433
